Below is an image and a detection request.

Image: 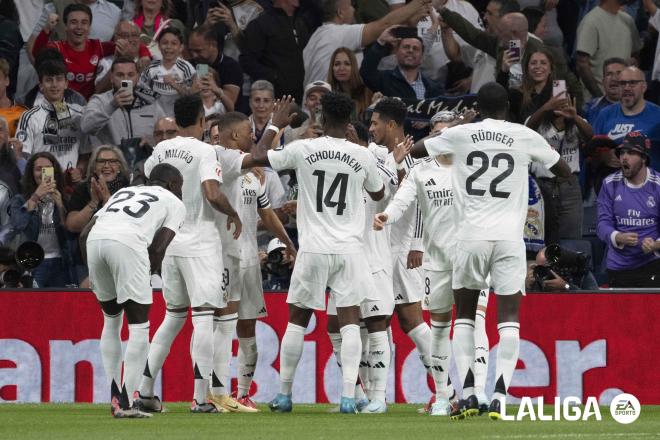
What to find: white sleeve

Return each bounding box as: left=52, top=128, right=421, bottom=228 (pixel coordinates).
left=650, top=9, right=660, bottom=30
left=410, top=203, right=425, bottom=252
left=424, top=130, right=454, bottom=156
left=527, top=130, right=561, bottom=170
left=363, top=154, right=385, bottom=193
left=267, top=142, right=301, bottom=171
left=341, top=24, right=365, bottom=50
left=200, top=147, right=223, bottom=184
left=143, top=150, right=159, bottom=178
left=163, top=197, right=186, bottom=232
left=265, top=171, right=287, bottom=209
left=384, top=171, right=418, bottom=224
left=216, top=148, right=244, bottom=183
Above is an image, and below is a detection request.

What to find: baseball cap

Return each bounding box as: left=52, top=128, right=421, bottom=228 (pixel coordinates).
left=267, top=238, right=286, bottom=255
left=303, top=81, right=331, bottom=101
left=615, top=131, right=651, bottom=158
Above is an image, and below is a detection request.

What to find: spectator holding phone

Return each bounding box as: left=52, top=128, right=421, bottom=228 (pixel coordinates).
left=138, top=27, right=195, bottom=116
left=8, top=152, right=72, bottom=287
left=82, top=57, right=165, bottom=154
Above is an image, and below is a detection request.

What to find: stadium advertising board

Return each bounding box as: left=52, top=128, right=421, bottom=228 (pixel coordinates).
left=0, top=291, right=656, bottom=404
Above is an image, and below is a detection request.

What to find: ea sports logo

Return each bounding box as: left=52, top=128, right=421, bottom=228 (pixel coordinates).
left=609, top=393, right=640, bottom=424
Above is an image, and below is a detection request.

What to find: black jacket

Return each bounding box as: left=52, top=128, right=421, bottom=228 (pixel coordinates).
left=239, top=7, right=312, bottom=102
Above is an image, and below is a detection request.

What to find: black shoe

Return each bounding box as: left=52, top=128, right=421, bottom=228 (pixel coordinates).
left=449, top=394, right=479, bottom=420
left=488, top=399, right=502, bottom=420
left=479, top=403, right=489, bottom=415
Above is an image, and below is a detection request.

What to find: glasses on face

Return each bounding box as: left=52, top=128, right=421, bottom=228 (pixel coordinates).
left=117, top=32, right=140, bottom=39
left=154, top=129, right=178, bottom=138
left=96, top=159, right=120, bottom=166
left=618, top=80, right=644, bottom=87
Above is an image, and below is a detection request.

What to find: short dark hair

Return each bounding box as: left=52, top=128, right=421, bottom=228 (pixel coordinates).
left=216, top=112, right=249, bottom=132
left=157, top=26, right=183, bottom=44
left=63, top=3, right=92, bottom=24
left=373, top=97, right=408, bottom=126
left=493, top=0, right=521, bottom=15
left=351, top=120, right=369, bottom=144
left=477, top=82, right=509, bottom=117
left=320, top=92, right=354, bottom=126
left=111, top=56, right=137, bottom=72
left=148, top=163, right=183, bottom=186
left=321, top=0, right=340, bottom=21
left=174, top=94, right=204, bottom=128
left=603, top=57, right=627, bottom=73
left=190, top=24, right=219, bottom=46
left=37, top=60, right=67, bottom=82
left=34, top=48, right=64, bottom=71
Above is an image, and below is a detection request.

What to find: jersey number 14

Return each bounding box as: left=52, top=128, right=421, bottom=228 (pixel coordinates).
left=312, top=170, right=348, bottom=215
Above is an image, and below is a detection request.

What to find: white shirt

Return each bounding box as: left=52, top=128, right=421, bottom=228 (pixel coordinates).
left=267, top=136, right=383, bottom=254
left=215, top=146, right=247, bottom=259
left=363, top=161, right=398, bottom=274
left=417, top=0, right=482, bottom=82
left=425, top=119, right=560, bottom=241
left=302, top=23, right=365, bottom=86
left=139, top=59, right=196, bottom=115
left=89, top=185, right=185, bottom=252
left=16, top=101, right=90, bottom=171
left=144, top=136, right=223, bottom=257
left=531, top=123, right=581, bottom=177
left=236, top=172, right=271, bottom=267
left=470, top=50, right=496, bottom=94
left=385, top=158, right=456, bottom=271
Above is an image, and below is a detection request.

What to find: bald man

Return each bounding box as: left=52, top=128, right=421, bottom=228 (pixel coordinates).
left=436, top=5, right=583, bottom=108
left=132, top=117, right=180, bottom=185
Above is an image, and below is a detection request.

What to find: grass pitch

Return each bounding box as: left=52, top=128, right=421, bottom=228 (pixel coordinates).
left=1, top=404, right=658, bottom=440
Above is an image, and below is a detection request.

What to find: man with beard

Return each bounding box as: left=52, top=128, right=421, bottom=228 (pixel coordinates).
left=593, top=67, right=660, bottom=172
left=582, top=58, right=626, bottom=125
left=597, top=131, right=660, bottom=287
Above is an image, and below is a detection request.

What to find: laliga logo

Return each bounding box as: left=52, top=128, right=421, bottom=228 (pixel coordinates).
left=609, top=393, right=641, bottom=424
left=498, top=396, right=602, bottom=421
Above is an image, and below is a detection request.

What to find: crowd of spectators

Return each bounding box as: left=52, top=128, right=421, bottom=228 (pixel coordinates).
left=0, top=0, right=658, bottom=290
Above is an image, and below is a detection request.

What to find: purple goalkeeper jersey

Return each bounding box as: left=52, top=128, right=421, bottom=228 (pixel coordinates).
left=597, top=168, right=660, bottom=271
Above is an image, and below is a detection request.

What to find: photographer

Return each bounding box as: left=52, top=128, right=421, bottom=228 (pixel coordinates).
left=526, top=244, right=599, bottom=291
left=81, top=57, right=165, bottom=164
left=0, top=243, right=43, bottom=289
left=260, top=238, right=293, bottom=291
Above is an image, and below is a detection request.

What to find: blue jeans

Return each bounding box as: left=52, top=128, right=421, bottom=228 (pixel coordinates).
left=32, top=257, right=70, bottom=288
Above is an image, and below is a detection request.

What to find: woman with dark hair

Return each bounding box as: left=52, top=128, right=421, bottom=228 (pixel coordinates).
left=8, top=152, right=72, bottom=287
left=518, top=49, right=592, bottom=244
left=326, top=47, right=374, bottom=122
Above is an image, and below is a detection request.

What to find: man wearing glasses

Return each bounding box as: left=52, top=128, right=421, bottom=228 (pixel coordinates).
left=592, top=66, right=660, bottom=172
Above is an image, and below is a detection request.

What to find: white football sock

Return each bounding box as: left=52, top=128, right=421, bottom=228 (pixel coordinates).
left=430, top=320, right=452, bottom=400
left=139, top=310, right=186, bottom=397
left=191, top=311, right=214, bottom=403
left=453, top=318, right=476, bottom=397
left=237, top=336, right=258, bottom=398
left=474, top=309, right=490, bottom=397
left=492, top=322, right=520, bottom=403
left=123, top=322, right=149, bottom=403
left=279, top=323, right=306, bottom=395
left=407, top=322, right=432, bottom=374
left=367, top=331, right=389, bottom=402
left=328, top=332, right=342, bottom=366
left=211, top=313, right=237, bottom=396
left=340, top=324, right=361, bottom=399
left=359, top=324, right=370, bottom=398
left=100, top=311, right=123, bottom=389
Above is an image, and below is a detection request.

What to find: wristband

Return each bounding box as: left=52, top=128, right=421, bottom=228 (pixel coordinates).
left=396, top=160, right=407, bottom=171
left=266, top=125, right=280, bottom=135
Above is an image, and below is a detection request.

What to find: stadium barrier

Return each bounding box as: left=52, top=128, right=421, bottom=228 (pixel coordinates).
left=0, top=290, right=657, bottom=404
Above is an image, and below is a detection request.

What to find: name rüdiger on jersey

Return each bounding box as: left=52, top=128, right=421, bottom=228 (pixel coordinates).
left=470, top=130, right=515, bottom=147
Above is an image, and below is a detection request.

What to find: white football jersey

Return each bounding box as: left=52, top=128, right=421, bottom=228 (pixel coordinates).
left=144, top=136, right=223, bottom=257
left=425, top=118, right=560, bottom=241
left=267, top=136, right=383, bottom=254
left=236, top=171, right=271, bottom=267
left=215, top=146, right=247, bottom=259
left=384, top=158, right=456, bottom=271
left=89, top=185, right=185, bottom=252
left=363, top=161, right=398, bottom=274
left=139, top=59, right=196, bottom=97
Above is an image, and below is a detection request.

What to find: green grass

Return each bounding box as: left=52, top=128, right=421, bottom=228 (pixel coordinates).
left=0, top=404, right=658, bottom=440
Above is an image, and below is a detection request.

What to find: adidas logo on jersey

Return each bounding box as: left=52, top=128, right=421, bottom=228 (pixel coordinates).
left=370, top=305, right=380, bottom=312
left=425, top=178, right=437, bottom=187
left=395, top=294, right=404, bottom=301
left=615, top=195, right=622, bottom=202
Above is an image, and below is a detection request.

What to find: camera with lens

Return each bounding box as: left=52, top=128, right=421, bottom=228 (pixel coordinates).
left=533, top=244, right=588, bottom=284
left=0, top=241, right=44, bottom=288
left=264, top=238, right=291, bottom=279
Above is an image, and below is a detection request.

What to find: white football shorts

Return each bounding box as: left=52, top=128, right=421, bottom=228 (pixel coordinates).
left=161, top=252, right=225, bottom=309
left=287, top=251, right=375, bottom=310
left=452, top=240, right=526, bottom=295
left=87, top=240, right=151, bottom=305
left=237, top=264, right=267, bottom=319
left=392, top=251, right=424, bottom=304
left=422, top=269, right=454, bottom=313
left=222, top=254, right=241, bottom=303
left=327, top=270, right=395, bottom=318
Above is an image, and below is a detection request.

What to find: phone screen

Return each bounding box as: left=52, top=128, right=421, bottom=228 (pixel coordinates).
left=196, top=64, right=209, bottom=78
